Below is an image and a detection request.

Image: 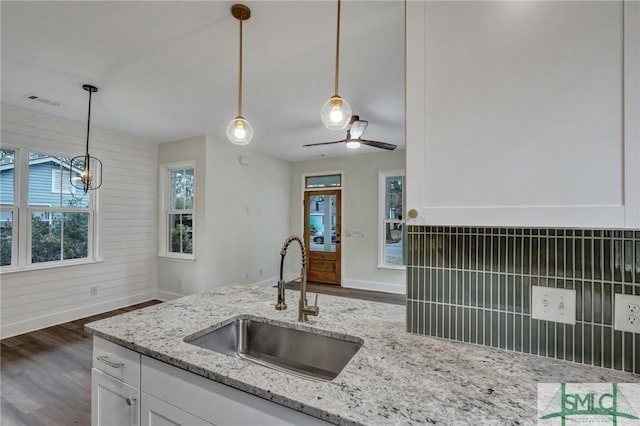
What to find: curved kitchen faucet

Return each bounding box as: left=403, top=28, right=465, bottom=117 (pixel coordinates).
left=276, top=235, right=319, bottom=322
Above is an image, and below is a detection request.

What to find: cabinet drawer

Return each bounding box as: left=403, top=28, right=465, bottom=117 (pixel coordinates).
left=93, top=337, right=140, bottom=387
left=141, top=356, right=331, bottom=425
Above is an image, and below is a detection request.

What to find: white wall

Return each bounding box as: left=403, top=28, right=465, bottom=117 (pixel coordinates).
left=0, top=106, right=158, bottom=338
left=156, top=136, right=291, bottom=298
left=289, top=151, right=406, bottom=294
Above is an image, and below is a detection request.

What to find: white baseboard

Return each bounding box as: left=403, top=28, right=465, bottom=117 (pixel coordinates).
left=1, top=291, right=156, bottom=339
left=154, top=290, right=184, bottom=301
left=342, top=278, right=406, bottom=295
left=253, top=276, right=278, bottom=288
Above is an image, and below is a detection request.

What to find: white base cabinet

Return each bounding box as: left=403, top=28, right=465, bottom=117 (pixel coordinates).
left=141, top=393, right=212, bottom=426
left=92, top=368, right=140, bottom=426
left=92, top=337, right=331, bottom=426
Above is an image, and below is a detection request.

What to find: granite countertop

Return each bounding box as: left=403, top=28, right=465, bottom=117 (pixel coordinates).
left=86, top=284, right=638, bottom=425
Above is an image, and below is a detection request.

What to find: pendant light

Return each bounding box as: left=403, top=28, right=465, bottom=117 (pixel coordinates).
left=70, top=84, right=103, bottom=193
left=227, top=4, right=253, bottom=145
left=320, top=0, right=352, bottom=130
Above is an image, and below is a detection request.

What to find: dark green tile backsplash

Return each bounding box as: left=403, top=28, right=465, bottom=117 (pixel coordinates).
left=407, top=226, right=639, bottom=374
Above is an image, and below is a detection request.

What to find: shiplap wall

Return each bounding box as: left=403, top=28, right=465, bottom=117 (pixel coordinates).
left=0, top=106, right=158, bottom=338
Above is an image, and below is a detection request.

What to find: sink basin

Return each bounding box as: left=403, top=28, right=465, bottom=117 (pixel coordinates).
left=184, top=315, right=363, bottom=382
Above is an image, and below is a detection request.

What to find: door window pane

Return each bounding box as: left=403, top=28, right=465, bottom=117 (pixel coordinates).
left=169, top=213, right=193, bottom=254
left=305, top=175, right=341, bottom=189
left=308, top=194, right=337, bottom=253
left=1, top=211, right=13, bottom=266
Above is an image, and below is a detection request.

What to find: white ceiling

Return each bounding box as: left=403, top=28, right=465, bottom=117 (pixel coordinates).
left=1, top=1, right=405, bottom=162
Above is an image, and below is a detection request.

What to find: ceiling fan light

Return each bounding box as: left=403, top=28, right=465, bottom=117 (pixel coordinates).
left=227, top=116, right=253, bottom=145
left=321, top=95, right=352, bottom=130
left=346, top=140, right=361, bottom=149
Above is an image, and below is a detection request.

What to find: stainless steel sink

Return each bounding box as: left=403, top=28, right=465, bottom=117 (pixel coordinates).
left=184, top=316, right=363, bottom=382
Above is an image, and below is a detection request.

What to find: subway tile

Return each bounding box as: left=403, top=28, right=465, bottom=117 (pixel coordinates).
left=406, top=226, right=638, bottom=374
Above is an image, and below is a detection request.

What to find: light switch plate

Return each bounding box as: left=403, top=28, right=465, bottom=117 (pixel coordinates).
left=531, top=286, right=576, bottom=325
left=614, top=293, right=640, bottom=334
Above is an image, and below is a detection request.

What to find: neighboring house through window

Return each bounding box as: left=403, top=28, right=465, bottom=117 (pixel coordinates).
left=159, top=162, right=195, bottom=259
left=0, top=148, right=97, bottom=270
left=379, top=170, right=405, bottom=269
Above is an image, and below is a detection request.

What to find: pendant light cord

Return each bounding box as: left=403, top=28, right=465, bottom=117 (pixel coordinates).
left=238, top=13, right=244, bottom=117
left=86, top=89, right=92, bottom=155
left=334, top=0, right=341, bottom=97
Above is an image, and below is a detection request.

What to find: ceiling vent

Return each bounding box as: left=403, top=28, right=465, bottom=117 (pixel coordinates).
left=23, top=94, right=60, bottom=106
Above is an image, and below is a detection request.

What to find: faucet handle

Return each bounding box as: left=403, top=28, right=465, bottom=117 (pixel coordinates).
left=313, top=293, right=318, bottom=307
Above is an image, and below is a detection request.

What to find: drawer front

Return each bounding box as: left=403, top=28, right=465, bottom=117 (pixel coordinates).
left=141, top=356, right=332, bottom=426
left=93, top=337, right=141, bottom=387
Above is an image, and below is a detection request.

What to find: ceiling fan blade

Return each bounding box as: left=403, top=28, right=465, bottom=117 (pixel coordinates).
left=349, top=119, right=368, bottom=139
left=359, top=139, right=398, bottom=151
left=302, top=140, right=346, bottom=147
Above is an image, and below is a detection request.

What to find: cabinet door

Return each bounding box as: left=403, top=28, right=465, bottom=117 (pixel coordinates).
left=92, top=368, right=139, bottom=426
left=141, top=393, right=213, bottom=426
left=406, top=1, right=640, bottom=228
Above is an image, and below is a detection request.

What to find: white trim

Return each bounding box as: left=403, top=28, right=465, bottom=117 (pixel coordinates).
left=154, top=290, right=184, bottom=302
left=5, top=146, right=99, bottom=270
left=420, top=205, right=625, bottom=228
left=378, top=170, right=406, bottom=269
left=253, top=276, right=280, bottom=288
left=624, top=1, right=640, bottom=227
left=1, top=257, right=103, bottom=275
left=342, top=278, right=405, bottom=295
left=300, top=171, right=344, bottom=285
left=0, top=291, right=155, bottom=339
left=158, top=161, right=196, bottom=259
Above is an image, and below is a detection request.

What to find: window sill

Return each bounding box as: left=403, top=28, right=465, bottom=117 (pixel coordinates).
left=0, top=258, right=104, bottom=275
left=377, top=264, right=406, bottom=271
left=157, top=254, right=195, bottom=262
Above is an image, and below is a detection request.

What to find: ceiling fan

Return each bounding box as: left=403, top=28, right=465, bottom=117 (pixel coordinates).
left=303, top=115, right=397, bottom=151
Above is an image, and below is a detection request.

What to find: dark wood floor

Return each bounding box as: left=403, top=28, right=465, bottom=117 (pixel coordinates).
left=0, top=301, right=161, bottom=426
left=284, top=281, right=406, bottom=305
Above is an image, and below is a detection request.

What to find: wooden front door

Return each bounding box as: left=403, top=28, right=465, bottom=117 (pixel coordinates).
left=304, top=189, right=341, bottom=285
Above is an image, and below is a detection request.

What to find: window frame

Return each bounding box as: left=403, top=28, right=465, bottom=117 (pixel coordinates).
left=0, top=147, right=18, bottom=268
left=378, top=170, right=406, bottom=270
left=0, top=146, right=100, bottom=273
left=158, top=161, right=196, bottom=260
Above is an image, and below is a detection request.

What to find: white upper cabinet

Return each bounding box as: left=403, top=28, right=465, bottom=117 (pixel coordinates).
left=406, top=1, right=640, bottom=228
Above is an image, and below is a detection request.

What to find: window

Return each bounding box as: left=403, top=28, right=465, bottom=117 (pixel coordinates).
left=0, top=148, right=97, bottom=271
left=305, top=174, right=341, bottom=189
left=379, top=170, right=405, bottom=269
left=160, top=162, right=195, bottom=259
left=0, top=149, right=16, bottom=267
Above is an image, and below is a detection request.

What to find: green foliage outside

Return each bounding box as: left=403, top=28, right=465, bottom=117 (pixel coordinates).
left=171, top=224, right=192, bottom=254
left=0, top=225, right=12, bottom=266
left=31, top=213, right=88, bottom=263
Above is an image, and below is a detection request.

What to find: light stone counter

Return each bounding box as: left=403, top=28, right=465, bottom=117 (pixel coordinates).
left=86, top=284, right=638, bottom=425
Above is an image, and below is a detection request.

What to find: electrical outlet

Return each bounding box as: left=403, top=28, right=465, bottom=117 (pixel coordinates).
left=531, top=286, right=576, bottom=325
left=614, top=294, right=640, bottom=333
left=90, top=286, right=98, bottom=296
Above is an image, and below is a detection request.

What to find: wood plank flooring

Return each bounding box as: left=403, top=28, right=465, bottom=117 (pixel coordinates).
left=1, top=301, right=161, bottom=426
left=0, top=285, right=403, bottom=426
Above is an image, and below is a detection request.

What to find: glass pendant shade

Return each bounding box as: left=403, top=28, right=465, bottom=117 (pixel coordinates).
left=345, top=140, right=361, bottom=149
left=226, top=116, right=253, bottom=145
left=321, top=95, right=352, bottom=130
